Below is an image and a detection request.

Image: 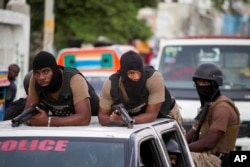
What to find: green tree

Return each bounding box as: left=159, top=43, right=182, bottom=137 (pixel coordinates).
left=211, top=0, right=250, bottom=14
left=27, top=0, right=157, bottom=51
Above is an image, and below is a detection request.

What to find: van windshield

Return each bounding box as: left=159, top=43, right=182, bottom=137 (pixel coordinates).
left=158, top=45, right=250, bottom=90
left=0, top=137, right=127, bottom=167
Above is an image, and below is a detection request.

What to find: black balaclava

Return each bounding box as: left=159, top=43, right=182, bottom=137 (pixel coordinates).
left=195, top=80, right=221, bottom=107
left=33, top=51, right=62, bottom=93
left=119, top=50, right=145, bottom=106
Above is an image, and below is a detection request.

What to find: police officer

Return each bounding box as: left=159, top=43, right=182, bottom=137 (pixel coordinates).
left=24, top=51, right=92, bottom=126
left=98, top=50, right=185, bottom=132
left=185, top=62, right=240, bottom=167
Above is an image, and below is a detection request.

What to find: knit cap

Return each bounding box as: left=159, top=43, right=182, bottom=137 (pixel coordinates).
left=33, top=51, right=57, bottom=70
left=119, top=50, right=143, bottom=77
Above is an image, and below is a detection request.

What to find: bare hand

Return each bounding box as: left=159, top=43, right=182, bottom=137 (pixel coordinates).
left=110, top=110, right=124, bottom=125
left=27, top=106, right=48, bottom=126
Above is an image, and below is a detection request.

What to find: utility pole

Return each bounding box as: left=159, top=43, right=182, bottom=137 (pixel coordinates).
left=0, top=0, right=3, bottom=8
left=43, top=0, right=55, bottom=54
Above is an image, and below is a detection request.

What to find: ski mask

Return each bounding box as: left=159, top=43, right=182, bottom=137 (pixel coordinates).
left=119, top=50, right=146, bottom=105
left=33, top=51, right=62, bottom=93
left=194, top=80, right=221, bottom=106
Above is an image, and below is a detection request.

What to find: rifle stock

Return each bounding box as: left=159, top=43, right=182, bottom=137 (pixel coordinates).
left=192, top=102, right=210, bottom=142
left=116, top=103, right=134, bottom=129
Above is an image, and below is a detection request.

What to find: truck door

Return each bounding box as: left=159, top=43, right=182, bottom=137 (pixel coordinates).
left=152, top=120, right=195, bottom=167
left=131, top=128, right=168, bottom=167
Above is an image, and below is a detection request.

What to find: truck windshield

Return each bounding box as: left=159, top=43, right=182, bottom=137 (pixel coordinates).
left=158, top=45, right=250, bottom=90
left=0, top=137, right=127, bottom=167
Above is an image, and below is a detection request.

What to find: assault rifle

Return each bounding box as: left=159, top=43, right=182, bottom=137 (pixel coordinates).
left=116, top=103, right=134, bottom=129
left=12, top=103, right=46, bottom=127
left=192, top=102, right=211, bottom=142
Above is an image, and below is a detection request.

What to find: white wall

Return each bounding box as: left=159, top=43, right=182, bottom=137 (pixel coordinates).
left=0, top=9, right=30, bottom=99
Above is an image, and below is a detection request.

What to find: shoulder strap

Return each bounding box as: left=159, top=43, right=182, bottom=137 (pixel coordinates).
left=64, top=68, right=100, bottom=116
left=144, top=66, right=172, bottom=117
left=79, top=71, right=100, bottom=116
left=62, top=68, right=78, bottom=99
left=109, top=72, right=121, bottom=104
left=144, top=65, right=156, bottom=78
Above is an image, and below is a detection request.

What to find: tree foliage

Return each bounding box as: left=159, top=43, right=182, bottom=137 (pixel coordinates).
left=211, top=0, right=250, bottom=14
left=27, top=0, right=157, bottom=51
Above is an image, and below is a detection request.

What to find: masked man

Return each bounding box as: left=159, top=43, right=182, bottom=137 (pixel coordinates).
left=24, top=51, right=92, bottom=126
left=98, top=50, right=184, bottom=130
left=185, top=63, right=240, bottom=167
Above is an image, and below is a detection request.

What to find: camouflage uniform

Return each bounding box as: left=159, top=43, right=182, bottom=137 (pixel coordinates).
left=191, top=152, right=221, bottom=167
left=168, top=102, right=186, bottom=134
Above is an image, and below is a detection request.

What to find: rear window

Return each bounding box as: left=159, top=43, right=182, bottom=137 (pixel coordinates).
left=85, top=75, right=109, bottom=95
left=0, top=137, right=127, bottom=167
left=158, top=45, right=250, bottom=90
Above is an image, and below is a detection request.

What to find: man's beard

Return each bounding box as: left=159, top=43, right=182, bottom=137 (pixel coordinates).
left=41, top=68, right=62, bottom=93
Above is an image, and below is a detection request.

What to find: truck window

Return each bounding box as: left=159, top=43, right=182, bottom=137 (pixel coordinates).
left=140, top=138, right=163, bottom=167
left=0, top=137, right=127, bottom=167
left=161, top=131, right=186, bottom=167
left=159, top=45, right=250, bottom=91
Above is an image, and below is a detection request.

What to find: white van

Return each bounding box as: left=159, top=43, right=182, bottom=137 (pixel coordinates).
left=155, top=37, right=250, bottom=149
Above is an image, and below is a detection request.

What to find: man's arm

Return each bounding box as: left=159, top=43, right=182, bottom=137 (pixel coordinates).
left=185, top=120, right=199, bottom=143
left=98, top=103, right=162, bottom=126
left=27, top=74, right=91, bottom=126
left=133, top=71, right=164, bottom=123
left=187, top=104, right=231, bottom=152
left=98, top=107, right=112, bottom=126
left=185, top=128, right=196, bottom=143
left=27, top=98, right=91, bottom=126
left=188, top=129, right=224, bottom=152
left=133, top=103, right=162, bottom=124
left=49, top=74, right=91, bottom=126
left=98, top=107, right=124, bottom=126
left=98, top=79, right=125, bottom=126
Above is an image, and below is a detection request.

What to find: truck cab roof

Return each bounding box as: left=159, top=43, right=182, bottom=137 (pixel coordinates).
left=0, top=117, right=174, bottom=138
left=0, top=117, right=195, bottom=167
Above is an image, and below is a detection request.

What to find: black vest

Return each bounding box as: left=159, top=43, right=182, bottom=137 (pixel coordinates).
left=110, top=66, right=173, bottom=118
left=35, top=68, right=99, bottom=116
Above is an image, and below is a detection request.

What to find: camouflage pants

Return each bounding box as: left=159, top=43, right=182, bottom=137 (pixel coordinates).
left=168, top=102, right=186, bottom=134
left=191, top=152, right=221, bottom=167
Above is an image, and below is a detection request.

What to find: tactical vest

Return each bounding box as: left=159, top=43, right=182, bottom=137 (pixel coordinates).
left=36, top=68, right=99, bottom=116
left=110, top=66, right=174, bottom=117
left=198, top=96, right=240, bottom=153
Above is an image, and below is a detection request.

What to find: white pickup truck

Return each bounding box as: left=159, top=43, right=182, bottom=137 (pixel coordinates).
left=0, top=117, right=195, bottom=167
left=155, top=36, right=250, bottom=150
